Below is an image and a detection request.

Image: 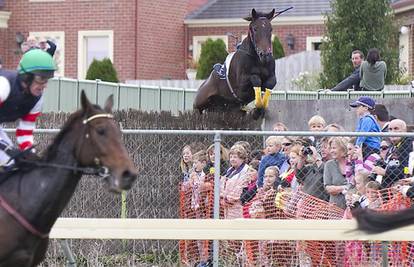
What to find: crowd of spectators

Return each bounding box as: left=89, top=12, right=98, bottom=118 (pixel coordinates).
left=178, top=96, right=414, bottom=265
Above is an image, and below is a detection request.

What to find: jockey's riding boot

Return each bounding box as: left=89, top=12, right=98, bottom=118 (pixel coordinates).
left=262, top=89, right=272, bottom=109
left=254, top=87, right=262, bottom=108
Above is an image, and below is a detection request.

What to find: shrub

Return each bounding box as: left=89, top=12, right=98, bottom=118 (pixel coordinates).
left=196, top=39, right=228, bottom=79
left=272, top=36, right=285, bottom=59
left=86, top=58, right=119, bottom=83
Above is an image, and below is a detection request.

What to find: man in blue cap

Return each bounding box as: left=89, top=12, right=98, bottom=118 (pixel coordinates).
left=350, top=96, right=381, bottom=159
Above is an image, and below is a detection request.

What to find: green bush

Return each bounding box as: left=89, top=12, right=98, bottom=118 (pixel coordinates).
left=86, top=58, right=119, bottom=83
left=196, top=39, right=228, bottom=79
left=272, top=36, right=285, bottom=59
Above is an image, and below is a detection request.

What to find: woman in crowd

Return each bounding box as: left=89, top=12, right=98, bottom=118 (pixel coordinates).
left=359, top=48, right=387, bottom=91
left=324, top=137, right=350, bottom=209
left=220, top=145, right=250, bottom=264
left=220, top=145, right=250, bottom=219
left=296, top=145, right=329, bottom=201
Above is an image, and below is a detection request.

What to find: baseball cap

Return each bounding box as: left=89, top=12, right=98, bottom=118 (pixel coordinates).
left=350, top=96, right=375, bottom=110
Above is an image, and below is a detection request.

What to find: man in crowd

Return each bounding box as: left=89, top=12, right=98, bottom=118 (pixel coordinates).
left=373, top=104, right=390, bottom=132
left=331, top=50, right=364, bottom=91
left=372, top=119, right=412, bottom=188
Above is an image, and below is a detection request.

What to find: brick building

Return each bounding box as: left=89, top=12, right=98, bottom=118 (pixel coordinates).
left=393, top=0, right=414, bottom=76
left=184, top=0, right=330, bottom=65
left=0, top=0, right=190, bottom=81
left=0, top=0, right=410, bottom=81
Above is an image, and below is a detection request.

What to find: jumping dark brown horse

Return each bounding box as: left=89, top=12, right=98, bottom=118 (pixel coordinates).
left=0, top=91, right=137, bottom=266
left=193, top=8, right=292, bottom=119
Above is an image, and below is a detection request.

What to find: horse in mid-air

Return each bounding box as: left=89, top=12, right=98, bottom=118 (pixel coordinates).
left=193, top=7, right=292, bottom=119
left=0, top=91, right=137, bottom=266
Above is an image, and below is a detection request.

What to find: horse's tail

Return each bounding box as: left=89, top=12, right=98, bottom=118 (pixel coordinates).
left=353, top=206, right=414, bottom=233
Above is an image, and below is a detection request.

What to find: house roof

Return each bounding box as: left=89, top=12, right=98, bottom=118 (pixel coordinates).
left=392, top=0, right=414, bottom=13
left=186, top=0, right=332, bottom=20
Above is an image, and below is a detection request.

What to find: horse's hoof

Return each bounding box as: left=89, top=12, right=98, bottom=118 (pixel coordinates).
left=251, top=108, right=264, bottom=120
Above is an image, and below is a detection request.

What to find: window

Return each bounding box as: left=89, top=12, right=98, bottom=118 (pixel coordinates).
left=192, top=35, right=228, bottom=61
left=29, top=31, right=65, bottom=77
left=78, top=30, right=113, bottom=79
left=306, top=36, right=324, bottom=51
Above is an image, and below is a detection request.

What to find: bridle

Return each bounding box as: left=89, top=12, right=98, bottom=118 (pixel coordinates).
left=0, top=112, right=115, bottom=239
left=239, top=18, right=270, bottom=59
left=22, top=113, right=115, bottom=176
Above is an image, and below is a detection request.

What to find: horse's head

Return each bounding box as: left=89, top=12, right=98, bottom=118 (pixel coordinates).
left=244, top=9, right=276, bottom=63
left=75, top=91, right=137, bottom=192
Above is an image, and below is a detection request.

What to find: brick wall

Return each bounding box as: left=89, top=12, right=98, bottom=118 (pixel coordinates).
left=3, top=0, right=137, bottom=80
left=395, top=9, right=414, bottom=76
left=2, top=0, right=188, bottom=80
left=185, top=24, right=325, bottom=66
left=136, top=0, right=188, bottom=79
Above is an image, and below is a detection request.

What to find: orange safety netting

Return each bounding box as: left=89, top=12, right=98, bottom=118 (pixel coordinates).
left=179, top=180, right=413, bottom=267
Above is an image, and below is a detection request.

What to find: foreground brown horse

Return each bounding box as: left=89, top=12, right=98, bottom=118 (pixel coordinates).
left=0, top=91, right=137, bottom=266
left=193, top=8, right=291, bottom=119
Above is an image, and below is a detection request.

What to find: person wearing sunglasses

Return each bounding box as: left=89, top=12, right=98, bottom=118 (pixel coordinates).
left=0, top=49, right=56, bottom=168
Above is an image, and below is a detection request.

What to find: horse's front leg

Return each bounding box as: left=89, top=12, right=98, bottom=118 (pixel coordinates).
left=249, top=74, right=263, bottom=108
left=262, top=74, right=277, bottom=108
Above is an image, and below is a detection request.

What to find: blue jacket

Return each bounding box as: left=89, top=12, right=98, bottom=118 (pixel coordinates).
left=355, top=114, right=381, bottom=149
left=257, top=152, right=286, bottom=187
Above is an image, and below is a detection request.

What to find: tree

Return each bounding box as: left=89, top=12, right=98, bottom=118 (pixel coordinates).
left=196, top=38, right=228, bottom=79
left=86, top=58, right=119, bottom=83
left=272, top=36, right=285, bottom=59
left=320, top=0, right=399, bottom=88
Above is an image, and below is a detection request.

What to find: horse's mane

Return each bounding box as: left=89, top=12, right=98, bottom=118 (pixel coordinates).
left=43, top=104, right=103, bottom=160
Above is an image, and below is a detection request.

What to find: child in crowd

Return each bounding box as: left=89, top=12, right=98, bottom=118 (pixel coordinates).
left=189, top=151, right=212, bottom=267
left=365, top=181, right=382, bottom=209
left=272, top=122, right=288, bottom=131
left=350, top=96, right=381, bottom=159
left=203, top=143, right=229, bottom=176
left=308, top=115, right=326, bottom=153
left=241, top=163, right=259, bottom=218
left=180, top=145, right=193, bottom=182
left=257, top=136, right=286, bottom=188
left=276, top=144, right=302, bottom=191
left=325, top=123, right=344, bottom=132
left=247, top=166, right=280, bottom=266
left=190, top=151, right=209, bottom=215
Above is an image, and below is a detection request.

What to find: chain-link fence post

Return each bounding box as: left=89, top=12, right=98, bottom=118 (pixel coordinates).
left=213, top=131, right=221, bottom=267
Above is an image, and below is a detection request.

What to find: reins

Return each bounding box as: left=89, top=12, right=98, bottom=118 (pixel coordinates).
left=0, top=112, right=114, bottom=239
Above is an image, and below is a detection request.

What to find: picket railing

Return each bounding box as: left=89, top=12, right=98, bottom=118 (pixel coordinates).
left=43, top=77, right=413, bottom=113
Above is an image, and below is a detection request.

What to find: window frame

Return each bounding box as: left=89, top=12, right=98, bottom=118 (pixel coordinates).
left=77, top=30, right=114, bottom=79
left=306, top=36, right=324, bottom=51
left=192, top=35, right=228, bottom=61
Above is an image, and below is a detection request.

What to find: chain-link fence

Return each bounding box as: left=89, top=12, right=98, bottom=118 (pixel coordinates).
left=11, top=111, right=413, bottom=266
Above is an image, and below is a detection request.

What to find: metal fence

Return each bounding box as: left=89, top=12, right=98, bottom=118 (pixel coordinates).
left=44, top=77, right=414, bottom=114
left=16, top=124, right=412, bottom=266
